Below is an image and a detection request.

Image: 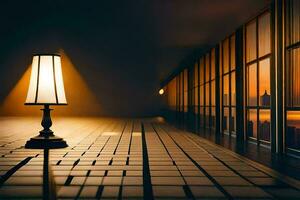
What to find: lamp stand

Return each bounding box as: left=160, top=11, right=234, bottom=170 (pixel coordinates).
left=25, top=105, right=68, bottom=149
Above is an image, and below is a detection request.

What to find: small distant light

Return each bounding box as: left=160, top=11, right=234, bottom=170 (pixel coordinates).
left=159, top=88, right=164, bottom=95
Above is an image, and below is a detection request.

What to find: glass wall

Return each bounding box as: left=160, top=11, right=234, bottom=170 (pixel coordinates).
left=199, top=49, right=216, bottom=130
left=199, top=57, right=205, bottom=128
left=163, top=0, right=299, bottom=156
left=220, top=34, right=236, bottom=136
left=192, top=61, right=199, bottom=131
left=184, top=69, right=188, bottom=113
left=245, top=11, right=271, bottom=143
left=285, top=0, right=300, bottom=151
left=167, top=78, right=177, bottom=112
left=210, top=49, right=216, bottom=129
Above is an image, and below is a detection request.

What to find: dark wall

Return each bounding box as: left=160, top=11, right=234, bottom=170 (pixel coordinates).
left=0, top=0, right=269, bottom=117
left=0, top=1, right=162, bottom=117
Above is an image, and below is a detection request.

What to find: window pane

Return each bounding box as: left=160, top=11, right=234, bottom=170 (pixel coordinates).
left=205, top=83, right=210, bottom=106
left=292, top=49, right=300, bottom=106
left=259, top=58, right=271, bottom=107
left=195, top=87, right=198, bottom=106
left=219, top=69, right=223, bottom=106
left=223, top=74, right=229, bottom=106
left=205, top=54, right=210, bottom=82
left=181, top=73, right=184, bottom=107
left=223, top=38, right=229, bottom=73
left=200, top=58, right=205, bottom=85
left=231, top=72, right=236, bottom=106
left=191, top=88, right=194, bottom=106
left=200, top=85, right=204, bottom=106
left=175, top=77, right=179, bottom=110
left=259, top=109, right=270, bottom=142
left=230, top=35, right=236, bottom=70
left=168, top=78, right=176, bottom=110
left=211, top=48, right=215, bottom=79
left=194, top=106, right=198, bottom=114
left=194, top=62, right=198, bottom=87
left=200, top=107, right=204, bottom=127
left=194, top=88, right=198, bottom=114
left=258, top=12, right=271, bottom=57
left=287, top=111, right=300, bottom=150
left=247, top=63, right=257, bottom=106
left=287, top=0, right=300, bottom=45
left=211, top=107, right=216, bottom=128
left=184, top=91, right=188, bottom=112
left=247, top=109, right=257, bottom=138
left=184, top=69, right=188, bottom=92
left=205, top=108, right=210, bottom=127
left=231, top=107, right=236, bottom=133
left=287, top=48, right=300, bottom=107
left=179, top=74, right=183, bottom=107
left=219, top=46, right=223, bottom=75
left=211, top=80, right=215, bottom=106
left=223, top=107, right=229, bottom=132
left=184, top=70, right=188, bottom=113
left=246, top=20, right=257, bottom=62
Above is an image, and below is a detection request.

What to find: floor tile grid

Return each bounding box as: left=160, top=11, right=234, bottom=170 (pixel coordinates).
left=1, top=118, right=95, bottom=190
left=184, top=131, right=300, bottom=199
left=123, top=121, right=143, bottom=199
left=68, top=121, right=143, bottom=199
left=0, top=118, right=39, bottom=157
left=150, top=123, right=205, bottom=199
left=152, top=123, right=230, bottom=199
left=0, top=118, right=106, bottom=198
left=0, top=117, right=38, bottom=147
left=2, top=118, right=300, bottom=199
left=99, top=121, right=131, bottom=199
left=160, top=123, right=300, bottom=199
left=182, top=132, right=275, bottom=199
left=75, top=120, right=128, bottom=199
left=144, top=123, right=189, bottom=199
left=56, top=120, right=117, bottom=199
left=157, top=124, right=274, bottom=199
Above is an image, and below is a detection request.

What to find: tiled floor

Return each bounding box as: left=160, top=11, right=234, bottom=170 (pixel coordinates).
left=0, top=117, right=300, bottom=199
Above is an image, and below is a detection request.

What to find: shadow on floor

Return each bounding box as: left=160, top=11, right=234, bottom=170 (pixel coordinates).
left=193, top=128, right=300, bottom=181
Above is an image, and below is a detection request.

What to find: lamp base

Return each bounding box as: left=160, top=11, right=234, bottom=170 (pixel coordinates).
left=25, top=135, right=68, bottom=149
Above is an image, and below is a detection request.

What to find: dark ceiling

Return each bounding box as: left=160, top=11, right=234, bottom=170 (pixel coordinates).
left=0, top=0, right=269, bottom=116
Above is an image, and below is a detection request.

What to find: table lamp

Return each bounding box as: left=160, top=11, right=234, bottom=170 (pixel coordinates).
left=24, top=54, right=68, bottom=149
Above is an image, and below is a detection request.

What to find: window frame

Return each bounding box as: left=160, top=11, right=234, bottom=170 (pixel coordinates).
left=245, top=10, right=272, bottom=145
left=220, top=34, right=237, bottom=136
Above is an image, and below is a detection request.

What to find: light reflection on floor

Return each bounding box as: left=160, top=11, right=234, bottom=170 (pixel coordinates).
left=0, top=117, right=300, bottom=199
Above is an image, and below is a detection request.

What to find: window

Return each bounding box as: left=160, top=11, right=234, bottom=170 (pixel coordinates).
left=220, top=34, right=236, bottom=135
left=246, top=21, right=257, bottom=62
left=285, top=0, right=300, bottom=151
left=184, top=69, right=188, bottom=113
left=199, top=48, right=216, bottom=130
left=286, top=111, right=300, bottom=150
left=179, top=72, right=184, bottom=113
left=245, top=11, right=271, bottom=143
left=259, top=13, right=271, bottom=57
left=199, top=58, right=205, bottom=127
left=192, top=61, right=199, bottom=130
left=167, top=78, right=177, bottom=111
left=286, top=0, right=300, bottom=46
left=193, top=62, right=199, bottom=112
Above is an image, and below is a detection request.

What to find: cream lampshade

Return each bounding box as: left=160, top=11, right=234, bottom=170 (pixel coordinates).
left=25, top=54, right=68, bottom=149
left=25, top=54, right=67, bottom=105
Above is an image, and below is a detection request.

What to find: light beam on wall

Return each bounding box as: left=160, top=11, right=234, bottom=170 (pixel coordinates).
left=0, top=49, right=102, bottom=116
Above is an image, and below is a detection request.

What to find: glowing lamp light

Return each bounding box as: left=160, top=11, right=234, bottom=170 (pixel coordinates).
left=24, top=54, right=68, bottom=149
left=159, top=88, right=164, bottom=95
